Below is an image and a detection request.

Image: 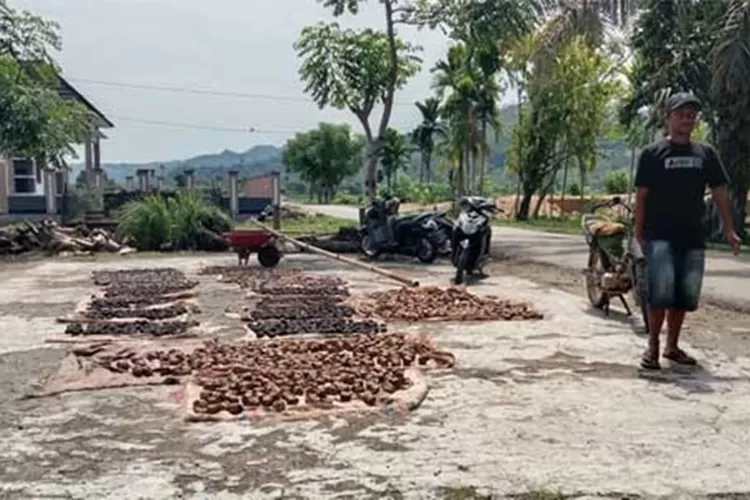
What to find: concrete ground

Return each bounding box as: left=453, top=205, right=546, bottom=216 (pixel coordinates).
left=1, top=252, right=750, bottom=499
left=305, top=204, right=750, bottom=311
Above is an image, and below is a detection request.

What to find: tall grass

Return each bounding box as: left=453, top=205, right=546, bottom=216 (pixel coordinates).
left=118, top=190, right=233, bottom=251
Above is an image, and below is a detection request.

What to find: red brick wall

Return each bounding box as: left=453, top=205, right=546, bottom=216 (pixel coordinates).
left=242, top=175, right=275, bottom=198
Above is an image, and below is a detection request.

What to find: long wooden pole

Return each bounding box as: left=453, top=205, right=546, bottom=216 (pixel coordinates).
left=250, top=220, right=420, bottom=288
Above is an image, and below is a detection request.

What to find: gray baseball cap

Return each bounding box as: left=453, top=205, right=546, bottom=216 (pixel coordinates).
left=666, top=92, right=701, bottom=113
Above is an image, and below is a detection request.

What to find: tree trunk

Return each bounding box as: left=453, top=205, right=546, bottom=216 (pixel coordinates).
left=479, top=122, right=487, bottom=195
left=425, top=150, right=432, bottom=184
left=513, top=174, right=522, bottom=218
left=516, top=182, right=535, bottom=221
left=366, top=0, right=398, bottom=200
left=578, top=163, right=585, bottom=203
left=457, top=151, right=466, bottom=197
left=560, top=157, right=569, bottom=206
left=627, top=145, right=636, bottom=205
left=363, top=140, right=381, bottom=200
left=419, top=153, right=425, bottom=184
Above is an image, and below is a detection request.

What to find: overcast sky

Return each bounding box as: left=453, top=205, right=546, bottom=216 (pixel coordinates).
left=11, top=0, right=494, bottom=163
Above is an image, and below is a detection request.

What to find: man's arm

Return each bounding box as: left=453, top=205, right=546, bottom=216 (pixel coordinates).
left=711, top=186, right=735, bottom=234
left=633, top=149, right=652, bottom=248
left=706, top=146, right=741, bottom=254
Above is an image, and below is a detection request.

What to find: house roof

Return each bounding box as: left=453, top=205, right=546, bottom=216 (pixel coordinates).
left=57, top=76, right=114, bottom=129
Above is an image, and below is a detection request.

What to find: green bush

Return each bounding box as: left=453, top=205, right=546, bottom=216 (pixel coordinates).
left=410, top=181, right=453, bottom=204
left=332, top=192, right=360, bottom=205
left=604, top=170, right=630, bottom=194
left=118, top=190, right=233, bottom=251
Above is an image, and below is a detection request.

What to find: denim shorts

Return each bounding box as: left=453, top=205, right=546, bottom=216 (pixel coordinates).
left=644, top=240, right=706, bottom=311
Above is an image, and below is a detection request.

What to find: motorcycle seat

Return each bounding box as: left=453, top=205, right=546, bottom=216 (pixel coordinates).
left=586, top=219, right=627, bottom=236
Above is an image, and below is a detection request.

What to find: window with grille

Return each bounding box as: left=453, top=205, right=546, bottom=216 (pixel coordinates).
left=55, top=172, right=65, bottom=195
left=12, top=158, right=36, bottom=194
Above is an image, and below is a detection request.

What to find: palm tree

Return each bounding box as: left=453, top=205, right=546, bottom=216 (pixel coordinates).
left=411, top=98, right=444, bottom=184
left=379, top=128, right=412, bottom=193
left=432, top=43, right=478, bottom=196
left=711, top=0, right=750, bottom=239
left=473, top=57, right=502, bottom=195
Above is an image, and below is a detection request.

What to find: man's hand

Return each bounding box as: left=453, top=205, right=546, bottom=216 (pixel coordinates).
left=725, top=230, right=742, bottom=255
left=636, top=232, right=646, bottom=252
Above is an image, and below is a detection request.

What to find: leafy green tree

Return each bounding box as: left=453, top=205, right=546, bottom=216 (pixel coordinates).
left=605, top=170, right=630, bottom=194
left=281, top=122, right=363, bottom=203
left=555, top=36, right=620, bottom=200
left=74, top=169, right=119, bottom=190
left=0, top=1, right=91, bottom=166
left=411, top=98, right=444, bottom=184
left=432, top=42, right=479, bottom=196
left=379, top=128, right=412, bottom=193
left=295, top=0, right=423, bottom=199
left=508, top=34, right=618, bottom=219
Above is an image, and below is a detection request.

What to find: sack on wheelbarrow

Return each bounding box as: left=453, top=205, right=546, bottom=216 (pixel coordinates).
left=597, top=233, right=626, bottom=259
left=585, top=219, right=627, bottom=259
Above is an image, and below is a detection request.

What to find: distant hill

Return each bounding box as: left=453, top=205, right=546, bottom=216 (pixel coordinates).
left=71, top=144, right=285, bottom=186
left=77, top=104, right=631, bottom=191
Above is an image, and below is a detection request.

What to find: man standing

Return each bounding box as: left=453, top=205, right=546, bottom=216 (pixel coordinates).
left=634, top=92, right=742, bottom=370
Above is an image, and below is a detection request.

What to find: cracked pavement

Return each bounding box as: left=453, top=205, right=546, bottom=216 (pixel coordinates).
left=0, top=254, right=749, bottom=499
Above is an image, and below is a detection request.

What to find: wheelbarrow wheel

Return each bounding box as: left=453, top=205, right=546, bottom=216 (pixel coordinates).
left=257, top=244, right=281, bottom=268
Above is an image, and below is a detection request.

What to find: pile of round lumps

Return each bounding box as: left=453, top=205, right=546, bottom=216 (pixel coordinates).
left=66, top=267, right=200, bottom=337
left=65, top=319, right=199, bottom=337
left=187, top=333, right=454, bottom=415
left=199, top=265, right=301, bottom=288
left=83, top=303, right=189, bottom=321
left=242, top=272, right=385, bottom=338
left=364, top=286, right=544, bottom=321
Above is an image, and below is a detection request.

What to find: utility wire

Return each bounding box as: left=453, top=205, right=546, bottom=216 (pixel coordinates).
left=112, top=115, right=298, bottom=134
left=66, top=76, right=421, bottom=107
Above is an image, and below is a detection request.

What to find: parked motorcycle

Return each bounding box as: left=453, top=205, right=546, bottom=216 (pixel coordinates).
left=581, top=196, right=649, bottom=333
left=451, top=196, right=499, bottom=284
left=359, top=197, right=443, bottom=263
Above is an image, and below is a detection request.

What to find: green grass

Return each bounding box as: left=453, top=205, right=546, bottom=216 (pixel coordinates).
left=242, top=214, right=356, bottom=235
left=493, top=216, right=582, bottom=235
left=494, top=216, right=749, bottom=255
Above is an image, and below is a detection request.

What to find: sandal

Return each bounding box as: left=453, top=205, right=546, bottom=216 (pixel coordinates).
left=663, top=348, right=697, bottom=366
left=641, top=350, right=661, bottom=370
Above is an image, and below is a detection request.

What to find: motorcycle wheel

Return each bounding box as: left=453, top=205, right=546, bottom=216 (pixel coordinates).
left=360, top=234, right=380, bottom=260
left=416, top=237, right=438, bottom=264
left=631, top=259, right=650, bottom=334
left=453, top=247, right=468, bottom=284
left=585, top=248, right=608, bottom=308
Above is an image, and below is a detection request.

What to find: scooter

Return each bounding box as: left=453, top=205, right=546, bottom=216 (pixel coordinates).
left=359, top=197, right=442, bottom=263
left=451, top=196, right=499, bottom=284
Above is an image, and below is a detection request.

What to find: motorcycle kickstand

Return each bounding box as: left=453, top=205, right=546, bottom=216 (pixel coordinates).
left=617, top=294, right=633, bottom=316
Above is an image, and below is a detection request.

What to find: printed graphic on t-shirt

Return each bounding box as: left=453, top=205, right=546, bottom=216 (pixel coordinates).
left=664, top=156, right=703, bottom=170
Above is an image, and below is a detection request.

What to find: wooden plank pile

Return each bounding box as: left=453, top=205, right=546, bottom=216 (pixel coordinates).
left=0, top=219, right=135, bottom=256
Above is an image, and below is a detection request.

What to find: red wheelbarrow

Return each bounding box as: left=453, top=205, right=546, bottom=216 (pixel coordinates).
left=223, top=229, right=282, bottom=267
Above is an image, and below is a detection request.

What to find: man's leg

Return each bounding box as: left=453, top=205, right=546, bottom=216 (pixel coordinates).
left=642, top=240, right=676, bottom=368
left=663, top=247, right=705, bottom=364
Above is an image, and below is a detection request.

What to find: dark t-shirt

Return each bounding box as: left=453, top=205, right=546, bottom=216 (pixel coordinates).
left=634, top=138, right=730, bottom=248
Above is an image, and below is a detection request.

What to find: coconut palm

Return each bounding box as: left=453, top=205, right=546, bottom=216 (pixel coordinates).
left=711, top=0, right=750, bottom=239
left=411, top=98, right=445, bottom=184
left=432, top=43, right=481, bottom=196
left=379, top=128, right=412, bottom=193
